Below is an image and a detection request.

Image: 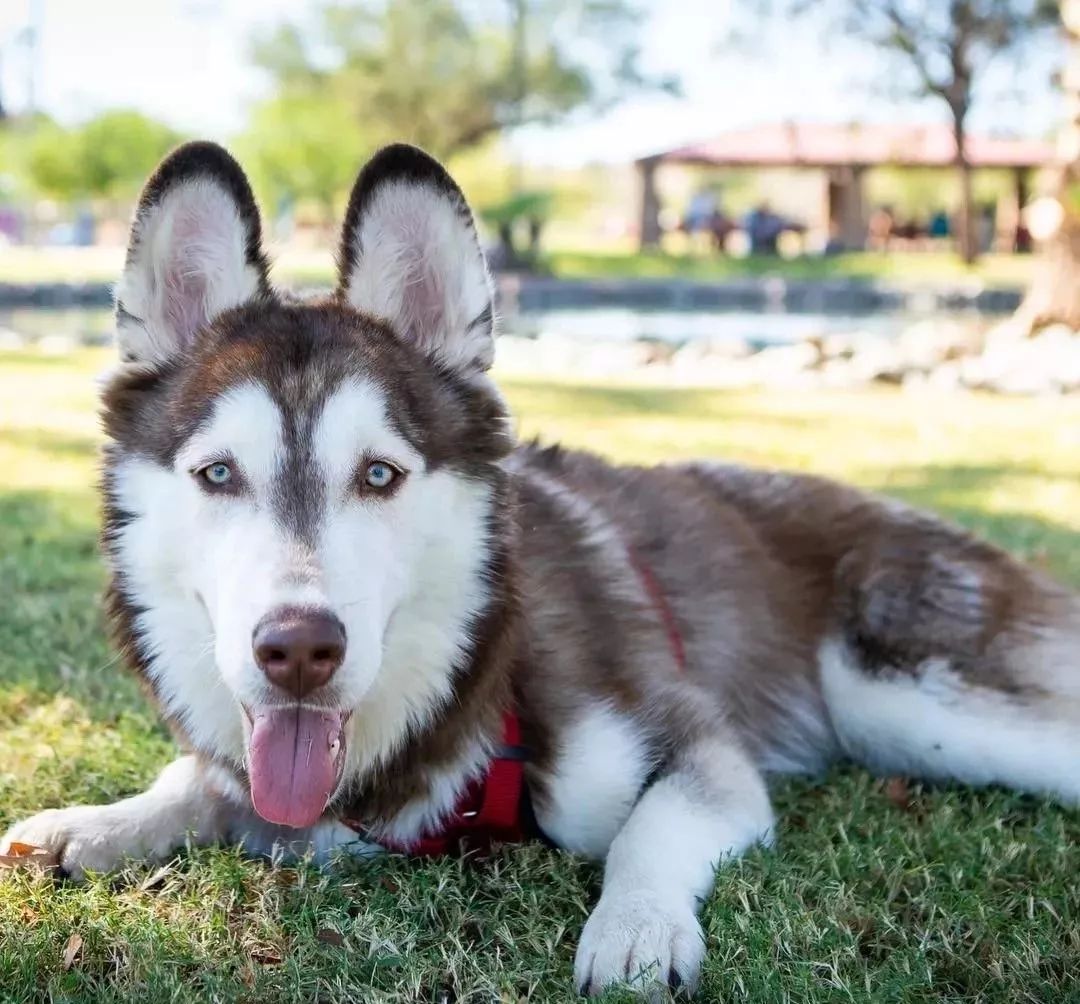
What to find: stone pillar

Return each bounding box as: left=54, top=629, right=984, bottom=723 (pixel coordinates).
left=825, top=165, right=867, bottom=250
left=1014, top=167, right=1030, bottom=251
left=637, top=156, right=662, bottom=250
left=843, top=165, right=867, bottom=249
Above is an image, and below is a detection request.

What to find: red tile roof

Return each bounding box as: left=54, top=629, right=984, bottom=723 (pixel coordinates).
left=643, top=121, right=1052, bottom=169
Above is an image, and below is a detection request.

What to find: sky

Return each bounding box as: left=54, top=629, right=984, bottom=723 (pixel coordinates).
left=0, top=0, right=1065, bottom=168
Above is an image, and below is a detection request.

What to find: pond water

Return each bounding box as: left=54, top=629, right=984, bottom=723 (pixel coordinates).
left=0, top=305, right=985, bottom=353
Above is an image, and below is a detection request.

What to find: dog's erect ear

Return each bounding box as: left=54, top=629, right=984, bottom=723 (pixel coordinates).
left=336, top=144, right=495, bottom=374
left=115, top=141, right=272, bottom=365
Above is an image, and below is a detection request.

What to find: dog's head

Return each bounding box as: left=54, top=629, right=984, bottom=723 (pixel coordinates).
left=103, top=142, right=515, bottom=829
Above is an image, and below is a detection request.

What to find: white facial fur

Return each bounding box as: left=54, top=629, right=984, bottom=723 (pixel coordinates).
left=108, top=376, right=496, bottom=788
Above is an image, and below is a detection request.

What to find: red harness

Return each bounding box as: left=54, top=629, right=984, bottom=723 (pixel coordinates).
left=344, top=545, right=685, bottom=854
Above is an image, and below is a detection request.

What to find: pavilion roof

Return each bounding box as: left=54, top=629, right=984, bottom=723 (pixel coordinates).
left=640, top=121, right=1053, bottom=170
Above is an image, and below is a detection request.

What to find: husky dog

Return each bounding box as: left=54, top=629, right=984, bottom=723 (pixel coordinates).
left=4, top=141, right=1079, bottom=998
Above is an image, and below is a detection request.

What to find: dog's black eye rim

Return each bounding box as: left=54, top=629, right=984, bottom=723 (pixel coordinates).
left=356, top=457, right=407, bottom=498
left=190, top=456, right=245, bottom=495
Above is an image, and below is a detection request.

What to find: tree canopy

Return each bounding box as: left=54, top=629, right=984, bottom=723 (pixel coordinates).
left=240, top=0, right=673, bottom=212
left=20, top=110, right=181, bottom=203
left=753, top=1, right=1059, bottom=260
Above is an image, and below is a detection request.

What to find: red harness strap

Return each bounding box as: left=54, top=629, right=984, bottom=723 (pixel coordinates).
left=390, top=712, right=527, bottom=855
left=627, top=546, right=687, bottom=672
left=342, top=546, right=684, bottom=854
left=342, top=711, right=528, bottom=855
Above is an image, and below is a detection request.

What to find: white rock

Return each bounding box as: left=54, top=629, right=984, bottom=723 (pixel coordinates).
left=848, top=339, right=906, bottom=383
left=38, top=334, right=77, bottom=356
left=819, top=359, right=870, bottom=390
left=747, top=341, right=821, bottom=378
left=928, top=361, right=964, bottom=392
left=0, top=327, right=25, bottom=350
left=896, top=319, right=976, bottom=370
left=671, top=336, right=753, bottom=369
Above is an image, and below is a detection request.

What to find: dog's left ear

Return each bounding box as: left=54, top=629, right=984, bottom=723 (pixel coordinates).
left=336, top=144, right=495, bottom=374
left=115, top=141, right=272, bottom=365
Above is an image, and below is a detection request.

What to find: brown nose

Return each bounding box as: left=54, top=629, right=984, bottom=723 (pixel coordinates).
left=252, top=608, right=346, bottom=698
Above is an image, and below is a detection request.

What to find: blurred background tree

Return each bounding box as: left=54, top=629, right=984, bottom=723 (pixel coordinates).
left=762, top=1, right=1058, bottom=263
left=1013, top=0, right=1080, bottom=332
left=24, top=110, right=180, bottom=205
left=239, top=0, right=674, bottom=240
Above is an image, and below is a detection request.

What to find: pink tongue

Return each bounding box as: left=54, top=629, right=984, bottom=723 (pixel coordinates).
left=247, top=707, right=344, bottom=829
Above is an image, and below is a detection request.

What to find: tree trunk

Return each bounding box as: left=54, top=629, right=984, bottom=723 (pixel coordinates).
left=953, top=111, right=977, bottom=264
left=1016, top=214, right=1080, bottom=330
left=1012, top=0, right=1080, bottom=335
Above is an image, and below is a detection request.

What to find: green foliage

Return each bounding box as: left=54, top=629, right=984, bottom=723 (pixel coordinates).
left=0, top=120, right=42, bottom=200
left=76, top=111, right=182, bottom=201
left=240, top=0, right=672, bottom=209
left=235, top=92, right=373, bottom=219
left=25, top=120, right=85, bottom=203
left=23, top=111, right=180, bottom=203
left=477, top=189, right=553, bottom=227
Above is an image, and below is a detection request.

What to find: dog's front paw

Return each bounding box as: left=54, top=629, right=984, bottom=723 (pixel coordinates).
left=2, top=806, right=133, bottom=880
left=574, top=889, right=704, bottom=999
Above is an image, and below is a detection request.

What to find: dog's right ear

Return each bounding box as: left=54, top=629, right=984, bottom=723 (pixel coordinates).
left=114, top=142, right=272, bottom=365
left=336, top=144, right=495, bottom=375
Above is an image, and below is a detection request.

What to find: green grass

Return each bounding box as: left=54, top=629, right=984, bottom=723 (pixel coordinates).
left=541, top=249, right=1037, bottom=287
left=1, top=348, right=1078, bottom=1003
left=0, top=245, right=1036, bottom=289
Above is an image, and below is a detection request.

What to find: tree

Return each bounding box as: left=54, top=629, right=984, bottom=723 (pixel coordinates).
left=25, top=110, right=180, bottom=204
left=768, top=1, right=1056, bottom=262
left=235, top=91, right=371, bottom=225
left=77, top=110, right=182, bottom=202
left=25, top=121, right=82, bottom=202
left=241, top=0, right=673, bottom=211
left=1012, top=0, right=1080, bottom=332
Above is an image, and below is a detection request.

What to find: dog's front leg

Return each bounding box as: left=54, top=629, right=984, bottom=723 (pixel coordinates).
left=574, top=736, right=773, bottom=998
left=1, top=755, right=243, bottom=879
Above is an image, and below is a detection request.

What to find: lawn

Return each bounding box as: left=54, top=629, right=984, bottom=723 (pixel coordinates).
left=0, top=245, right=1036, bottom=290
left=540, top=248, right=1037, bottom=288
left=1, top=347, right=1078, bottom=1003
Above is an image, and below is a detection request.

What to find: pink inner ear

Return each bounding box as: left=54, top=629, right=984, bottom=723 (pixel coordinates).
left=163, top=258, right=209, bottom=350
left=160, top=203, right=230, bottom=350
left=404, top=255, right=448, bottom=350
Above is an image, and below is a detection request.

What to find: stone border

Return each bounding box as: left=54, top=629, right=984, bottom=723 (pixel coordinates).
left=498, top=276, right=1022, bottom=316
left=0, top=274, right=1024, bottom=314
left=0, top=282, right=115, bottom=308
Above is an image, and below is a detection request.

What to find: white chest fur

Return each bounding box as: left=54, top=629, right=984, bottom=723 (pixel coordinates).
left=533, top=705, right=657, bottom=859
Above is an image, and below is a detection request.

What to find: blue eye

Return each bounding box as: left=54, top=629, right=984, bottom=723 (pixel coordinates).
left=202, top=462, right=233, bottom=486
left=364, top=461, right=397, bottom=490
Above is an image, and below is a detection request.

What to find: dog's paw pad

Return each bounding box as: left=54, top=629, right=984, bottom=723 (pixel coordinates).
left=574, top=890, right=704, bottom=999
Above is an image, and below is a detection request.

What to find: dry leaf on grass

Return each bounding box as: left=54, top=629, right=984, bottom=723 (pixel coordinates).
left=316, top=928, right=345, bottom=948
left=250, top=946, right=284, bottom=966
left=62, top=933, right=83, bottom=971
left=139, top=863, right=174, bottom=891
left=0, top=843, right=58, bottom=872
left=883, top=776, right=913, bottom=812
left=7, top=842, right=38, bottom=856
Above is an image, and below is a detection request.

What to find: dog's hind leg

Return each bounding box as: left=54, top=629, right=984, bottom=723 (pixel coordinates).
left=820, top=525, right=1080, bottom=804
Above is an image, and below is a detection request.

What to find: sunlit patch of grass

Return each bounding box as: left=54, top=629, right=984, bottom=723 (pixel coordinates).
left=541, top=248, right=1036, bottom=287
left=0, top=245, right=1037, bottom=289
left=0, top=348, right=1077, bottom=1002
